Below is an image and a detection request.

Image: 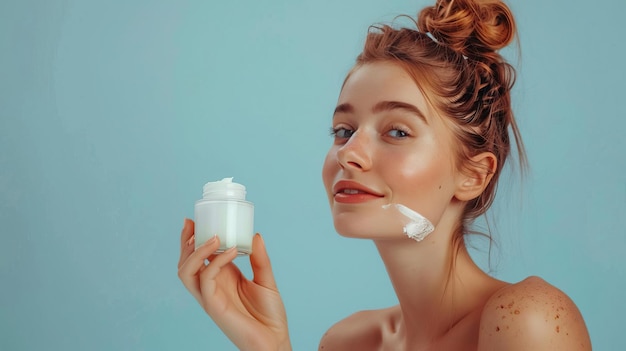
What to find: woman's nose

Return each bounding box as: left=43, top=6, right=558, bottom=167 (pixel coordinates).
left=336, top=131, right=372, bottom=171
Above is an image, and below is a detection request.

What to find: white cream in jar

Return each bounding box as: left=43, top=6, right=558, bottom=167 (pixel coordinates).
left=194, top=178, right=254, bottom=255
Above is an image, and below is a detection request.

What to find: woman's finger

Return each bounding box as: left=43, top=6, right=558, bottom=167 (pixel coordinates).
left=178, top=219, right=196, bottom=267
left=200, top=247, right=239, bottom=281
left=250, top=233, right=278, bottom=291
left=178, top=235, right=196, bottom=269
left=178, top=236, right=220, bottom=294
left=180, top=218, right=194, bottom=248
left=197, top=248, right=239, bottom=316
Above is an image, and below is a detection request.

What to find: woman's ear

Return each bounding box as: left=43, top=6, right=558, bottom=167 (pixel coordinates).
left=454, top=152, right=497, bottom=201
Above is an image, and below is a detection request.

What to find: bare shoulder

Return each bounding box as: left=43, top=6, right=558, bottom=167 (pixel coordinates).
left=477, top=276, right=591, bottom=351
left=318, top=306, right=398, bottom=351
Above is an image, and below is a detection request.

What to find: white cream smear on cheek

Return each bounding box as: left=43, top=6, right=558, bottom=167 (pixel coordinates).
left=382, top=204, right=435, bottom=242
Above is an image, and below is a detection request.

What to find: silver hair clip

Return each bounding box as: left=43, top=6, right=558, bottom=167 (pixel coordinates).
left=425, top=32, right=468, bottom=60
left=425, top=31, right=439, bottom=44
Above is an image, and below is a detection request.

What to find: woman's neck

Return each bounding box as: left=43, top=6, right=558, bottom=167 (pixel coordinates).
left=373, top=206, right=503, bottom=349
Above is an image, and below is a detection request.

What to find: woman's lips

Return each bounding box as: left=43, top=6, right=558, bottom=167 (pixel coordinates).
left=333, top=180, right=384, bottom=203
left=334, top=192, right=384, bottom=203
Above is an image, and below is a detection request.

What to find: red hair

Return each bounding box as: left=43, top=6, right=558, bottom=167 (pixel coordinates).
left=351, top=0, right=526, bottom=239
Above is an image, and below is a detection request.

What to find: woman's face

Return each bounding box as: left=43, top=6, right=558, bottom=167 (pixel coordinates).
left=322, top=61, right=462, bottom=239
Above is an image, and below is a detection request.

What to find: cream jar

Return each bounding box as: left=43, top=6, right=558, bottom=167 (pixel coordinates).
left=194, top=178, right=254, bottom=255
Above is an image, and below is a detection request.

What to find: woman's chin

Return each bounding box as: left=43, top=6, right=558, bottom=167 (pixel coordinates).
left=332, top=219, right=405, bottom=240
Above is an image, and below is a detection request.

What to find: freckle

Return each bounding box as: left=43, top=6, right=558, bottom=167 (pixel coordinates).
left=556, top=326, right=560, bottom=333
left=496, top=326, right=500, bottom=332
left=514, top=310, right=520, bottom=314
left=555, top=314, right=560, bottom=319
left=507, top=301, right=515, bottom=308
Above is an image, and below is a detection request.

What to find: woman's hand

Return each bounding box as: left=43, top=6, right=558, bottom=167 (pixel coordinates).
left=178, top=218, right=291, bottom=351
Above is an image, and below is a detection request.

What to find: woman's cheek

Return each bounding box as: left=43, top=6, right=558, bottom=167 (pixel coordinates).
left=384, top=149, right=455, bottom=225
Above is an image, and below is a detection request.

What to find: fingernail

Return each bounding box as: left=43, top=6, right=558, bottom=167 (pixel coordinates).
left=205, top=235, right=218, bottom=245
left=186, top=235, right=195, bottom=246
left=182, top=218, right=188, bottom=230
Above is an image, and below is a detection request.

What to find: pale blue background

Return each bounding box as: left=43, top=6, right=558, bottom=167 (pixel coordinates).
left=1, top=0, right=624, bottom=350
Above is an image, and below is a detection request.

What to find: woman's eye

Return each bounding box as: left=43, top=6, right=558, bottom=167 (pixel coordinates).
left=386, top=128, right=410, bottom=139
left=330, top=127, right=354, bottom=139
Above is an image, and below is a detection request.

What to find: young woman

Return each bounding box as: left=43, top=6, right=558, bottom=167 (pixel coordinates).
left=177, top=0, right=592, bottom=349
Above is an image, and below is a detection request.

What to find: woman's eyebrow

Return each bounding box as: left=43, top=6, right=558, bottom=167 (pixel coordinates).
left=333, top=103, right=354, bottom=115
left=373, top=100, right=429, bottom=124
left=333, top=101, right=428, bottom=124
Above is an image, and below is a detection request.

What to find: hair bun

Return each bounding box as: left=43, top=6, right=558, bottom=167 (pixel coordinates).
left=417, top=0, right=515, bottom=58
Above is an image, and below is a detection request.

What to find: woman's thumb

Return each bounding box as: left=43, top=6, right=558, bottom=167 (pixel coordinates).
left=250, top=233, right=278, bottom=290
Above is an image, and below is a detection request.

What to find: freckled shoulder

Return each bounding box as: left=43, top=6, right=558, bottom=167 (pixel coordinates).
left=318, top=307, right=396, bottom=351
left=477, top=276, right=591, bottom=351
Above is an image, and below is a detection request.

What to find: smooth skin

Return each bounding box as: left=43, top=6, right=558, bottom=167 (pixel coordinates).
left=178, top=62, right=591, bottom=350
left=318, top=62, right=591, bottom=350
